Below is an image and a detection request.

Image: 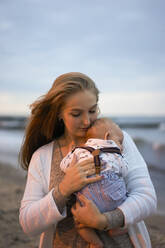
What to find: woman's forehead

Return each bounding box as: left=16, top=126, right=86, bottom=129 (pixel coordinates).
left=64, top=90, right=97, bottom=109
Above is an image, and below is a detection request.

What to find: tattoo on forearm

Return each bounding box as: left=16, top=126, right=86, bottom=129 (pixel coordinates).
left=103, top=208, right=124, bottom=229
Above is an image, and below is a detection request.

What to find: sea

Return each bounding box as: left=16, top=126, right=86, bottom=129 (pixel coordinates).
left=0, top=115, right=165, bottom=170
left=0, top=115, right=165, bottom=215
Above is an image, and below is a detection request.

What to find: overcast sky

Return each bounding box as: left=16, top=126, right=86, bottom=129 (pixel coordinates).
left=0, top=0, right=165, bottom=116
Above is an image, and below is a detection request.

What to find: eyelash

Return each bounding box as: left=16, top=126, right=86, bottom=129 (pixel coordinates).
left=71, top=113, right=80, bottom=117
left=71, top=110, right=96, bottom=117
left=89, top=110, right=96, bottom=114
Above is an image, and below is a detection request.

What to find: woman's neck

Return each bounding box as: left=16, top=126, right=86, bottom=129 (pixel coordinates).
left=58, top=133, right=86, bottom=157
left=64, top=131, right=86, bottom=144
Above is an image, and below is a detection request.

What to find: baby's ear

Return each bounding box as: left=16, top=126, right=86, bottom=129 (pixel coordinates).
left=104, top=131, right=110, bottom=140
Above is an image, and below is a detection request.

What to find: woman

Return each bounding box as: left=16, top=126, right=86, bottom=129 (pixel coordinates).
left=19, top=72, right=157, bottom=248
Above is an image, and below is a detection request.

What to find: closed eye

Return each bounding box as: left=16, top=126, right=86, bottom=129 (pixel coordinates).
left=71, top=113, right=81, bottom=117
left=89, top=110, right=96, bottom=114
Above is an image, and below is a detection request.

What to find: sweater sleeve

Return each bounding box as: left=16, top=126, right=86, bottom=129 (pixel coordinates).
left=118, top=131, right=157, bottom=226
left=19, top=149, right=66, bottom=236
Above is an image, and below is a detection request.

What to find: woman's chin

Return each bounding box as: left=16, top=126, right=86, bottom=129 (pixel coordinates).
left=80, top=129, right=88, bottom=135
left=75, top=131, right=88, bottom=139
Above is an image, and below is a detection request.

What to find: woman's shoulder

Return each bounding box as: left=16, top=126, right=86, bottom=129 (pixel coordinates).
left=122, top=130, right=131, bottom=138
left=122, top=130, right=148, bottom=170
left=122, top=130, right=134, bottom=146
left=29, top=141, right=54, bottom=171
left=122, top=130, right=139, bottom=153
left=37, top=140, right=54, bottom=154
left=33, top=140, right=54, bottom=159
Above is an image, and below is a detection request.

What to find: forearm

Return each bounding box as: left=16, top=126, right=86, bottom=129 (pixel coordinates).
left=19, top=169, right=66, bottom=236
left=103, top=208, right=124, bottom=229
left=118, top=168, right=157, bottom=226
left=19, top=189, right=65, bottom=236
left=52, top=184, right=70, bottom=214
left=120, top=131, right=157, bottom=226
left=96, top=208, right=124, bottom=231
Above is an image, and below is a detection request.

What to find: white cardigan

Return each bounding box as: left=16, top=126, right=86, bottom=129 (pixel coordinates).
left=19, top=131, right=157, bottom=248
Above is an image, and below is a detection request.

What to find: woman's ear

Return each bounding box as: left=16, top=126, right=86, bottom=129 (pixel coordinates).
left=104, top=131, right=110, bottom=140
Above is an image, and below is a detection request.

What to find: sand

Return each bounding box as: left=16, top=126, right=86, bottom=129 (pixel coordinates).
left=0, top=162, right=39, bottom=248
left=0, top=162, right=165, bottom=248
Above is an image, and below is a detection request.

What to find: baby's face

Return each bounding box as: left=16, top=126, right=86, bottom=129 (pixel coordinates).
left=86, top=123, right=108, bottom=140
left=86, top=122, right=123, bottom=151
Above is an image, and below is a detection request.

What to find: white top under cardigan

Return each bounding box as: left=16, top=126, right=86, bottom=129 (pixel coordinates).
left=19, top=131, right=157, bottom=248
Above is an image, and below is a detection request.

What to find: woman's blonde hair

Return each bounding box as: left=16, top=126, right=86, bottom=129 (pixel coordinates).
left=19, top=72, right=99, bottom=170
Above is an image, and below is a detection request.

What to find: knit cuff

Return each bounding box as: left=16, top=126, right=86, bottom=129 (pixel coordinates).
left=103, top=208, right=125, bottom=230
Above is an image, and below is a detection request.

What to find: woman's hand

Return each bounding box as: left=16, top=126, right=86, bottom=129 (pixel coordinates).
left=71, top=194, right=107, bottom=230
left=59, top=155, right=102, bottom=197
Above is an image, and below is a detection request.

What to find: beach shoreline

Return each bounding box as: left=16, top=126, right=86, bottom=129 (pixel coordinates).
left=0, top=162, right=165, bottom=248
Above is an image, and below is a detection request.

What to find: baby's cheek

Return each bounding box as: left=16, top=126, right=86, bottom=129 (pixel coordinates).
left=119, top=143, right=123, bottom=152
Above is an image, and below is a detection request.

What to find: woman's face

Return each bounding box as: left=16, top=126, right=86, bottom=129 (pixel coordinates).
left=60, top=90, right=98, bottom=140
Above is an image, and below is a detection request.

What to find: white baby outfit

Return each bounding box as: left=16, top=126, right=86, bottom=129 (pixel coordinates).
left=60, top=138, right=128, bottom=212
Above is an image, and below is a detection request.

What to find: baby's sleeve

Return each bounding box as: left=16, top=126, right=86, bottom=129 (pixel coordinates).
left=60, top=151, right=73, bottom=172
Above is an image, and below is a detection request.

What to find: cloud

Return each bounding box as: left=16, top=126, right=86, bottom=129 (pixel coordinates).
left=99, top=91, right=165, bottom=116
left=0, top=20, right=13, bottom=31
left=0, top=0, right=165, bottom=115
left=1, top=90, right=165, bottom=116
left=0, top=91, right=39, bottom=116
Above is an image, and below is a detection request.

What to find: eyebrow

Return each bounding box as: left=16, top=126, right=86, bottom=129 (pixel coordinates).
left=70, top=104, right=98, bottom=111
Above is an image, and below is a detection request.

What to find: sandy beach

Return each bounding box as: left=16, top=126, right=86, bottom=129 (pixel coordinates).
left=0, top=162, right=165, bottom=248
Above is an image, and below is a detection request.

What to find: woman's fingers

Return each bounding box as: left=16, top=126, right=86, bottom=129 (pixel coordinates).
left=68, top=156, right=95, bottom=174
left=77, top=193, right=89, bottom=205
left=70, top=157, right=96, bottom=177
left=75, top=223, right=86, bottom=229
left=64, top=156, right=102, bottom=193
left=77, top=158, right=96, bottom=176
left=78, top=158, right=94, bottom=168
left=86, top=168, right=96, bottom=176
left=86, top=175, right=103, bottom=184
left=69, top=153, right=77, bottom=167
left=71, top=194, right=102, bottom=229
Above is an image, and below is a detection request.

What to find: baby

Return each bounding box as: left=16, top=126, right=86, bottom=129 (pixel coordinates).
left=60, top=118, right=128, bottom=248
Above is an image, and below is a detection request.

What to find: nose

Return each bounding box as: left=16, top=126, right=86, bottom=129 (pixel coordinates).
left=82, top=114, right=90, bottom=127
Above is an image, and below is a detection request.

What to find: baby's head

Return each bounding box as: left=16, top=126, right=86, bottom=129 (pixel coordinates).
left=86, top=118, right=123, bottom=150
